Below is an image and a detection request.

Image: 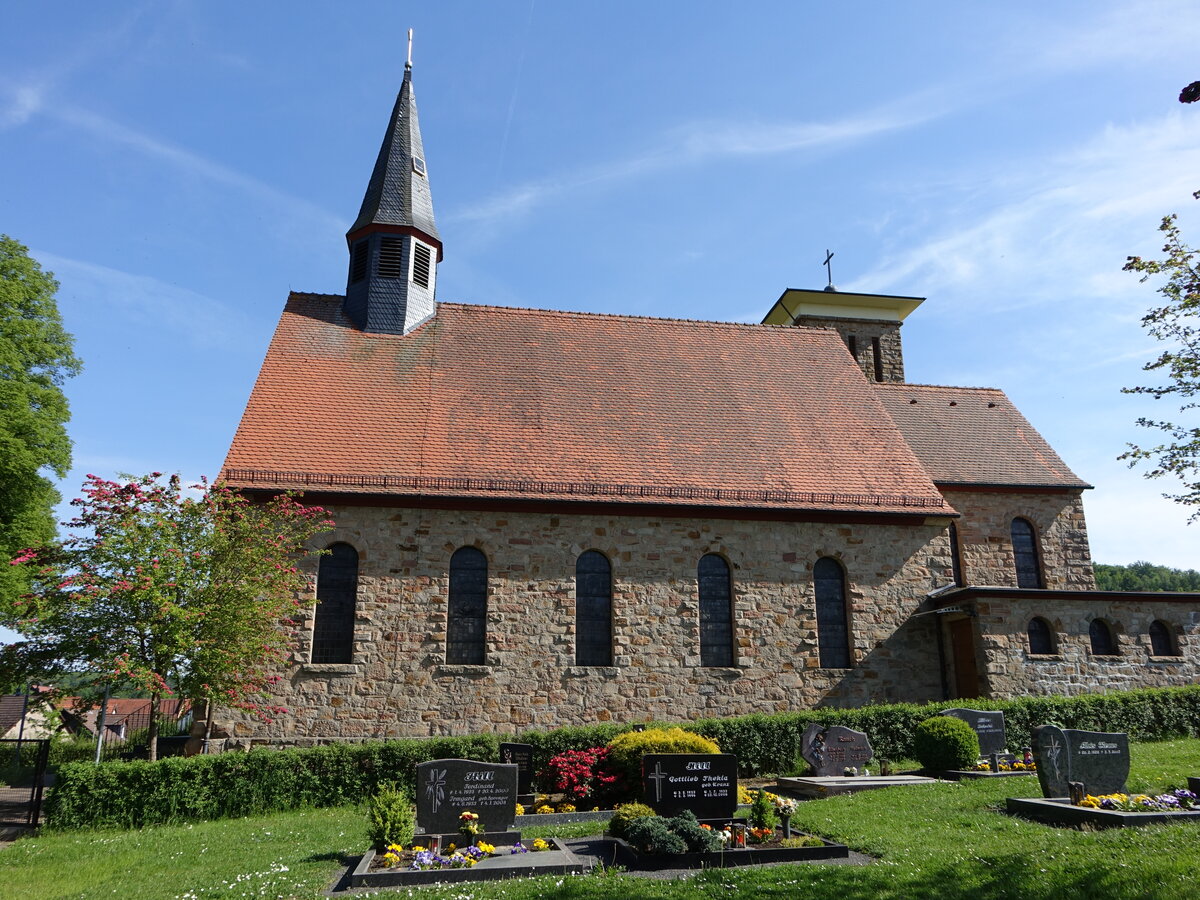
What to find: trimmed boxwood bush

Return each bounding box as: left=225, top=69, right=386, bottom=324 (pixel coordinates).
left=366, top=781, right=415, bottom=851
left=607, top=801, right=657, bottom=839
left=913, top=716, right=980, bottom=772
left=606, top=727, right=720, bottom=787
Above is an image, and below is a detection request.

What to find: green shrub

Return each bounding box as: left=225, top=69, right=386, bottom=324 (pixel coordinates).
left=607, top=801, right=657, bottom=839
left=624, top=816, right=686, bottom=855
left=606, top=727, right=720, bottom=787
left=666, top=809, right=723, bottom=852
left=748, top=789, right=777, bottom=830
left=913, top=716, right=980, bottom=772
left=366, top=782, right=415, bottom=851
left=780, top=835, right=824, bottom=848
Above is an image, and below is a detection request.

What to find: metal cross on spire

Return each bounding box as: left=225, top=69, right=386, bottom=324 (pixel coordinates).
left=823, top=249, right=838, bottom=292
left=406, top=28, right=413, bottom=70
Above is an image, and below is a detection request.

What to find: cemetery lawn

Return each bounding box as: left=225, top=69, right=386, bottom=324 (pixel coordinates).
left=1, top=738, right=1197, bottom=900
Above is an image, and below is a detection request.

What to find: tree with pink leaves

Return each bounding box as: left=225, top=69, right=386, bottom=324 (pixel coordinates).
left=3, top=473, right=332, bottom=760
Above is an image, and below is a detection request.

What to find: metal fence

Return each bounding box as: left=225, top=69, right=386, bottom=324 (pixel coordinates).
left=0, top=738, right=50, bottom=829
left=92, top=709, right=191, bottom=762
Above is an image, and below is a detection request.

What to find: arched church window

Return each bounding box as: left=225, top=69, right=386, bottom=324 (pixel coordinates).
left=1011, top=518, right=1043, bottom=588
left=1089, top=618, right=1118, bottom=656
left=815, top=557, right=852, bottom=668
left=948, top=522, right=964, bottom=586
left=1027, top=617, right=1055, bottom=655
left=1149, top=620, right=1179, bottom=656
left=698, top=554, right=734, bottom=667
left=575, top=551, right=613, bottom=666
left=447, top=547, right=488, bottom=665
left=312, top=542, right=358, bottom=664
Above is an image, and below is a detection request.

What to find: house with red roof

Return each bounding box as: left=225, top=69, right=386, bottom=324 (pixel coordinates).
left=216, top=56, right=1198, bottom=745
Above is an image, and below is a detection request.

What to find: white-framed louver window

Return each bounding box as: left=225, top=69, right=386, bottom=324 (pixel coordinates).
left=411, top=242, right=433, bottom=289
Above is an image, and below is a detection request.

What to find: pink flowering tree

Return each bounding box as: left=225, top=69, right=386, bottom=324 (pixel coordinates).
left=2, top=473, right=332, bottom=760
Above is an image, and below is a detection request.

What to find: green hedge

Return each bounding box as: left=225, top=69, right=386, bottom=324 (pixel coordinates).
left=46, top=734, right=497, bottom=830
left=45, top=685, right=1200, bottom=830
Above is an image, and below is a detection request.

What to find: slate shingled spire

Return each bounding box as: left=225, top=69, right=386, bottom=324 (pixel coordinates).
left=344, top=42, right=442, bottom=335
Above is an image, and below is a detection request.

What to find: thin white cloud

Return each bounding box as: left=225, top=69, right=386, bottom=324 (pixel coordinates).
left=35, top=251, right=258, bottom=353
left=451, top=97, right=952, bottom=226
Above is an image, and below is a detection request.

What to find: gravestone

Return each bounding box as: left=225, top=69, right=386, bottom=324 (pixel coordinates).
left=1031, top=725, right=1130, bottom=798
left=801, top=723, right=873, bottom=776
left=942, top=708, right=1007, bottom=757
left=415, top=759, right=518, bottom=835
left=641, top=753, right=738, bottom=819
left=499, top=742, right=535, bottom=796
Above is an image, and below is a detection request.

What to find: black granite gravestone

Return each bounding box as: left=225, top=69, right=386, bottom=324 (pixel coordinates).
left=801, top=724, right=873, bottom=776
left=641, top=753, right=738, bottom=819
left=415, top=759, right=518, bottom=835
left=499, top=742, right=535, bottom=796
left=942, top=708, right=1007, bottom=757
left=1032, top=725, right=1130, bottom=798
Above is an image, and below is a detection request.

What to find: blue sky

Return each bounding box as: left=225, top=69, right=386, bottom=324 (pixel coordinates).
left=2, top=0, right=1199, bottom=635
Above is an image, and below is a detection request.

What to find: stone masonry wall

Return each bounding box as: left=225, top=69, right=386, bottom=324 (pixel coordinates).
left=791, top=316, right=904, bottom=383
left=969, top=596, right=1200, bottom=698
left=219, top=505, right=956, bottom=743
left=946, top=489, right=1095, bottom=590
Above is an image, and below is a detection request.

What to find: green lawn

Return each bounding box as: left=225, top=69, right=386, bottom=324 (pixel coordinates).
left=2, top=739, right=1198, bottom=900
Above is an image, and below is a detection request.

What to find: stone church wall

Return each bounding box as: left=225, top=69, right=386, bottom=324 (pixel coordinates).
left=970, top=595, right=1200, bottom=697
left=220, top=504, right=957, bottom=744
left=944, top=489, right=1095, bottom=590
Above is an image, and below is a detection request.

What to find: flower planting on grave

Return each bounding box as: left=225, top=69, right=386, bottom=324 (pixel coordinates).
left=1079, top=789, right=1198, bottom=811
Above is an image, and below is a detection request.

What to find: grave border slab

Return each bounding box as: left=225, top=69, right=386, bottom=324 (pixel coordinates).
left=1006, top=797, right=1200, bottom=829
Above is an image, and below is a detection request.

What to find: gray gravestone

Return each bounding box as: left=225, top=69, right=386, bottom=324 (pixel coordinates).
left=942, top=708, right=1007, bottom=757
left=801, top=724, right=873, bottom=776
left=415, top=759, right=518, bottom=834
left=499, top=742, right=535, bottom=796
left=641, top=753, right=739, bottom=819
left=1032, top=725, right=1130, bottom=798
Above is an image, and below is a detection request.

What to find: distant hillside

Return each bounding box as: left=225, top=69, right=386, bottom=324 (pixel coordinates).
left=1094, top=561, right=1200, bottom=592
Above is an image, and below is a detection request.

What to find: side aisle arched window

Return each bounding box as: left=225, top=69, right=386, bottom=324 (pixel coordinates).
left=447, top=547, right=488, bottom=664
left=312, top=542, right=358, bottom=664
left=698, top=554, right=734, bottom=667
left=575, top=551, right=613, bottom=666
left=815, top=557, right=851, bottom=668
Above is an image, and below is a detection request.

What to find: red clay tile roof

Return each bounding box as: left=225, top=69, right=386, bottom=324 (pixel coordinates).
left=875, top=383, right=1090, bottom=489
left=221, top=296, right=954, bottom=515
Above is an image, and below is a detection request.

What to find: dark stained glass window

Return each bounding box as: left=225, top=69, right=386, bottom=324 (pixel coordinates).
left=1027, top=617, right=1054, bottom=655
left=1149, top=620, right=1178, bottom=656
left=815, top=557, right=851, bottom=668
left=948, top=522, right=964, bottom=586
left=698, top=554, right=734, bottom=667
left=1089, top=618, right=1118, bottom=655
left=312, top=542, right=358, bottom=664
left=575, top=551, right=613, bottom=666
left=447, top=547, right=487, bottom=664
left=1011, top=518, right=1042, bottom=588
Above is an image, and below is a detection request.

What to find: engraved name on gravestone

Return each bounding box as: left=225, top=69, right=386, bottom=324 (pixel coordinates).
left=499, top=742, right=535, bottom=796
left=1031, top=725, right=1130, bottom=798
left=801, top=724, right=873, bottom=777
left=641, top=753, right=739, bottom=819
left=415, top=759, right=518, bottom=835
left=942, top=708, right=1008, bottom=757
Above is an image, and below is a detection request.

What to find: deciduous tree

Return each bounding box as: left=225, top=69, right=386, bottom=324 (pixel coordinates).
left=0, top=236, right=81, bottom=608
left=3, top=474, right=332, bottom=760
left=1121, top=191, right=1200, bottom=516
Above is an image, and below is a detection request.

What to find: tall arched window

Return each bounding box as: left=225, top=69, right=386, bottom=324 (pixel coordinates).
left=1027, top=617, right=1055, bottom=655
left=447, top=547, right=488, bottom=664
left=1089, top=618, right=1118, bottom=656
left=698, top=554, right=734, bottom=667
left=815, top=557, right=851, bottom=668
left=1011, top=518, right=1042, bottom=588
left=948, top=522, right=964, bottom=586
left=576, top=551, right=613, bottom=666
left=312, top=542, right=358, bottom=663
left=1149, top=620, right=1179, bottom=656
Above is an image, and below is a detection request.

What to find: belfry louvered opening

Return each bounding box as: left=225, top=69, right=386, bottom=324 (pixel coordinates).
left=412, top=243, right=432, bottom=288
left=349, top=240, right=369, bottom=284
left=378, top=237, right=404, bottom=279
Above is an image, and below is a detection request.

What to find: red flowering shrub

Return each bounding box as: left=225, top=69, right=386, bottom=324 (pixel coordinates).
left=540, top=746, right=629, bottom=807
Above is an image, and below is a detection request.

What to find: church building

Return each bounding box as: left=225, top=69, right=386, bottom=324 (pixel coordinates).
left=218, top=57, right=1198, bottom=744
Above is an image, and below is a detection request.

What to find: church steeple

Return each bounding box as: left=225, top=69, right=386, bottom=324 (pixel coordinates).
left=344, top=31, right=442, bottom=335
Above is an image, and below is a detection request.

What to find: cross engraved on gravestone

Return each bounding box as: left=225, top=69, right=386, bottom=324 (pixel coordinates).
left=1031, top=725, right=1130, bottom=798
left=415, top=759, right=519, bottom=835
left=942, top=708, right=1008, bottom=757
left=641, top=753, right=738, bottom=819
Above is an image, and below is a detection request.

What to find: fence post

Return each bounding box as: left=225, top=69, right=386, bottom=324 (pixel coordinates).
left=93, top=684, right=110, bottom=765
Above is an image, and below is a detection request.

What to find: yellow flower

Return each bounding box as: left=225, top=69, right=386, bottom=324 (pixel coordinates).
left=515, top=803, right=525, bottom=816
left=531, top=838, right=550, bottom=852
left=557, top=802, right=576, bottom=813
left=476, top=841, right=496, bottom=855
left=536, top=804, right=554, bottom=815
left=446, top=843, right=456, bottom=852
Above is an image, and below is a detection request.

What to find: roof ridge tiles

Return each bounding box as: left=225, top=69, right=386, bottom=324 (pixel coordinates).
left=875, top=382, right=1007, bottom=394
